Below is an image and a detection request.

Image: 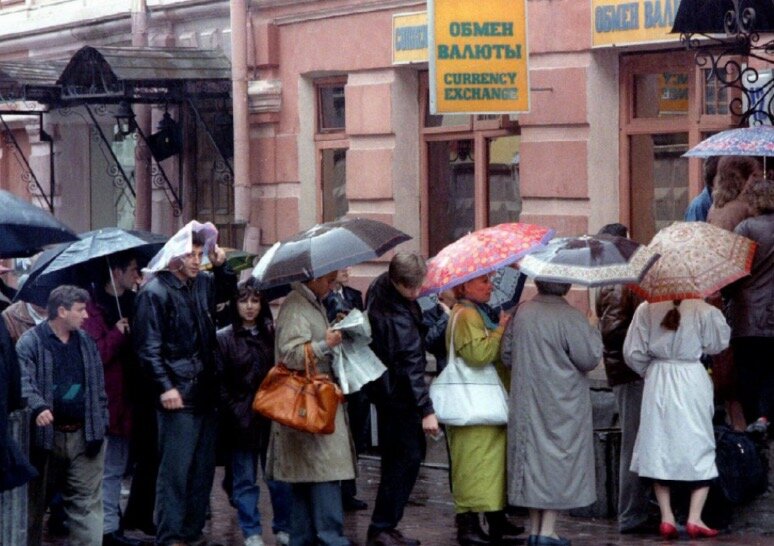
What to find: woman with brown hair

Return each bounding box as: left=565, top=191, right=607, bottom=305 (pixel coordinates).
left=707, top=155, right=762, bottom=230
left=624, top=297, right=730, bottom=539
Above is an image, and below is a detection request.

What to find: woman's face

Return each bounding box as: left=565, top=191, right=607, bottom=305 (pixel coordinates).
left=237, top=294, right=262, bottom=325
left=462, top=275, right=493, bottom=304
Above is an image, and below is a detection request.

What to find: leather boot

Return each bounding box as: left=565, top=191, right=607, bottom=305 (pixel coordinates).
left=485, top=511, right=526, bottom=543
left=456, top=512, right=491, bottom=546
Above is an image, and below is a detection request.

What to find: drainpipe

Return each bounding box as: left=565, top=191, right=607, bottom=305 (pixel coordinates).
left=231, top=0, right=251, bottom=230
left=132, top=0, right=153, bottom=231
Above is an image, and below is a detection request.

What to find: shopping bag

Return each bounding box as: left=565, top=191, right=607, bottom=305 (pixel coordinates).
left=252, top=343, right=343, bottom=434
left=429, top=311, right=508, bottom=426
left=330, top=309, right=387, bottom=394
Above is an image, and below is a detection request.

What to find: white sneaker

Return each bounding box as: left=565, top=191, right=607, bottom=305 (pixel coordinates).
left=275, top=531, right=290, bottom=545
left=245, top=535, right=265, bottom=546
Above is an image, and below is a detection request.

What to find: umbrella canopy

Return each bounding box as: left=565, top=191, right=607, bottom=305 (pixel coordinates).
left=252, top=218, right=411, bottom=289
left=0, top=190, right=78, bottom=258
left=683, top=126, right=774, bottom=158
left=517, top=234, right=660, bottom=287
left=631, top=222, right=756, bottom=302
left=421, top=223, right=554, bottom=295
left=15, top=228, right=167, bottom=307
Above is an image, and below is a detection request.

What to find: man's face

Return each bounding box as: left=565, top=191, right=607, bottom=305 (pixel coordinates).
left=59, top=302, right=88, bottom=331
left=394, top=282, right=423, bottom=302
left=175, top=245, right=204, bottom=280
left=113, top=259, right=140, bottom=292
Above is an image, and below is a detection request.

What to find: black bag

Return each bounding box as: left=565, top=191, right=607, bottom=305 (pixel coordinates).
left=713, top=426, right=767, bottom=504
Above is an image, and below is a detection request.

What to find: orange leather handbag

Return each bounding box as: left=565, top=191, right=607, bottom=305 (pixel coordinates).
left=252, top=343, right=343, bottom=434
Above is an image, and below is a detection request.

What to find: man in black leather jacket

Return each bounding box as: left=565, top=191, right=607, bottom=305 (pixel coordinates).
left=365, top=253, right=439, bottom=546
left=133, top=231, right=235, bottom=546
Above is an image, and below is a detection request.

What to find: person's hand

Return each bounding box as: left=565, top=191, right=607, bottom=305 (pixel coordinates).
left=36, top=409, right=54, bottom=427
left=498, top=310, right=510, bottom=329
left=115, top=318, right=130, bottom=335
left=209, top=245, right=226, bottom=267
left=325, top=329, right=343, bottom=348
left=160, top=388, right=184, bottom=410
left=422, top=413, right=440, bottom=436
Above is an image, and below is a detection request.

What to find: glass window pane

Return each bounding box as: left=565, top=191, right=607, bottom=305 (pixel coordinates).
left=635, top=72, right=689, bottom=118
left=319, top=85, right=345, bottom=131
left=427, top=139, right=475, bottom=256
left=488, top=135, right=521, bottom=225
left=629, top=133, right=689, bottom=243
left=321, top=148, right=348, bottom=222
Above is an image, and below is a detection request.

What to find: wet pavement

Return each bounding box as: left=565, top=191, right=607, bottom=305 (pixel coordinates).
left=42, top=453, right=774, bottom=546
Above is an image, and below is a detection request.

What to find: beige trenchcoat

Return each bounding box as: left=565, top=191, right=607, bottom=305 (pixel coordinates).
left=265, top=283, right=356, bottom=483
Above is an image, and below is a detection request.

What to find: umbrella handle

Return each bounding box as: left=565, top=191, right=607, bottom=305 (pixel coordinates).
left=106, top=256, right=124, bottom=321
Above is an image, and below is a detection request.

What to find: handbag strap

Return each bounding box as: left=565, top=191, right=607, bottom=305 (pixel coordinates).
left=303, top=342, right=318, bottom=377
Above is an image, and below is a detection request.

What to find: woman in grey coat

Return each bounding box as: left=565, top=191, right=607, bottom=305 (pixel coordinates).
left=501, top=281, right=603, bottom=546
left=265, top=272, right=356, bottom=546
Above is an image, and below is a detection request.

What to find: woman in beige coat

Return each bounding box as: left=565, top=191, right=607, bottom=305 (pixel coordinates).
left=265, top=272, right=356, bottom=546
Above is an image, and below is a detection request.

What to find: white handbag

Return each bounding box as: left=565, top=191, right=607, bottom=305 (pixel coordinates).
left=429, top=310, right=509, bottom=426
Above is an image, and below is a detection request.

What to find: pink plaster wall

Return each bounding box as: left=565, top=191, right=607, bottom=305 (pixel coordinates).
left=527, top=0, right=592, bottom=53
left=346, top=148, right=394, bottom=199
left=519, top=213, right=588, bottom=237
left=519, top=141, right=588, bottom=198
left=518, top=67, right=588, bottom=127
left=345, top=83, right=393, bottom=135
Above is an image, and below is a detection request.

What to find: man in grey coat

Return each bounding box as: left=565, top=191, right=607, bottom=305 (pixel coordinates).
left=19, top=285, right=108, bottom=546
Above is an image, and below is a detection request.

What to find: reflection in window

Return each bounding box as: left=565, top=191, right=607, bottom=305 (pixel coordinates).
left=321, top=148, right=348, bottom=222
left=629, top=133, right=689, bottom=243
left=703, top=69, right=729, bottom=115
left=488, top=135, right=521, bottom=225
left=427, top=140, right=475, bottom=256
left=318, top=85, right=346, bottom=131
left=635, top=72, right=689, bottom=118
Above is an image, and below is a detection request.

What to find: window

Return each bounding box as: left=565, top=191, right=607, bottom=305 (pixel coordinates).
left=420, top=73, right=521, bottom=257
left=703, top=68, right=729, bottom=115
left=315, top=77, right=349, bottom=222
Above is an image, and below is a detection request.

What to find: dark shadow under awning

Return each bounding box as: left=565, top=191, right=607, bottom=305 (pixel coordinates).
left=672, top=0, right=774, bottom=34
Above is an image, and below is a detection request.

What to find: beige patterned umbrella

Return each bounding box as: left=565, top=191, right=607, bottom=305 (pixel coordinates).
left=631, top=222, right=757, bottom=302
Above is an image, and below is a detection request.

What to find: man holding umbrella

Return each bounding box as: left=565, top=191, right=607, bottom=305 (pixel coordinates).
left=81, top=251, right=143, bottom=546
left=134, top=222, right=235, bottom=546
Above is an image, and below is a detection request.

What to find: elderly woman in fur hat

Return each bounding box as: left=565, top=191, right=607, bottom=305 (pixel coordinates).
left=724, top=178, right=774, bottom=435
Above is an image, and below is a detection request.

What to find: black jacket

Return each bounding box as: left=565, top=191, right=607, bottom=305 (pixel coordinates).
left=595, top=284, right=641, bottom=387
left=323, top=285, right=364, bottom=323
left=133, top=266, right=236, bottom=410
left=366, top=272, right=433, bottom=417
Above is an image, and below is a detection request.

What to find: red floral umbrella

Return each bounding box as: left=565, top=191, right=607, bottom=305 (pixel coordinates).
left=421, top=223, right=555, bottom=295
left=631, top=222, right=757, bottom=302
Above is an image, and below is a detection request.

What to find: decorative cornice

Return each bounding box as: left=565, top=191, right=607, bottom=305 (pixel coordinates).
left=247, top=79, right=282, bottom=114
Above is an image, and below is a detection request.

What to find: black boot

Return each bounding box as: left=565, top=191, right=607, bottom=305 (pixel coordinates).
left=456, top=512, right=491, bottom=546
left=485, top=511, right=526, bottom=544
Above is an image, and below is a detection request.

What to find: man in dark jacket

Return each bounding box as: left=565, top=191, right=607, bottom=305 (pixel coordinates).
left=595, top=223, right=652, bottom=534
left=366, top=253, right=439, bottom=546
left=133, top=230, right=235, bottom=546
left=81, top=251, right=142, bottom=546
left=18, top=285, right=108, bottom=546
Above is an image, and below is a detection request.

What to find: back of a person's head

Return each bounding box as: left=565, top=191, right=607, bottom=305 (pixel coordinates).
left=747, top=178, right=774, bottom=215
left=535, top=280, right=571, bottom=296
left=713, top=156, right=761, bottom=208
left=388, top=252, right=427, bottom=288
left=597, top=223, right=628, bottom=238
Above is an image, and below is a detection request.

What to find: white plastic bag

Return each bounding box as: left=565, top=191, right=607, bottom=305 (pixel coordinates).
left=331, top=309, right=387, bottom=394
left=429, top=311, right=508, bottom=426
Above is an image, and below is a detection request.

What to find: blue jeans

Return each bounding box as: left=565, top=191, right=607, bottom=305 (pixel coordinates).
left=103, top=435, right=130, bottom=534
left=232, top=448, right=292, bottom=537
left=155, top=410, right=217, bottom=546
left=290, top=481, right=349, bottom=546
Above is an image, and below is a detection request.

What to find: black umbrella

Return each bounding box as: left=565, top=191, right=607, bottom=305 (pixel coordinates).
left=252, top=218, right=411, bottom=290
left=672, top=0, right=774, bottom=34
left=15, top=227, right=167, bottom=308
left=0, top=190, right=78, bottom=258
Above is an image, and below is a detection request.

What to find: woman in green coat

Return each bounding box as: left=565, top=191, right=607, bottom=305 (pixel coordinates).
left=446, top=274, right=524, bottom=545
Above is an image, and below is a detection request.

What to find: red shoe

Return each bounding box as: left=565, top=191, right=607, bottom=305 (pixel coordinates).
left=659, top=522, right=679, bottom=539
left=686, top=522, right=719, bottom=538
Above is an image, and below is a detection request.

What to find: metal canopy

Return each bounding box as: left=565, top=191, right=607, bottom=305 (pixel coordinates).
left=0, top=59, right=66, bottom=103
left=57, top=46, right=232, bottom=102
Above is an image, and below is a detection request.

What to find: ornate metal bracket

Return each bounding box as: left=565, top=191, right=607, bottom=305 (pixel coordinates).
left=679, top=0, right=774, bottom=126
left=82, top=104, right=136, bottom=200
left=0, top=112, right=54, bottom=212
left=134, top=122, right=183, bottom=216
left=187, top=97, right=235, bottom=182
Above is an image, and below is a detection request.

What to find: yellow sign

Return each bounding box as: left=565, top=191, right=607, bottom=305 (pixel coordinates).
left=393, top=12, right=429, bottom=64
left=592, top=0, right=683, bottom=47
left=658, top=72, right=689, bottom=113
left=430, top=0, right=529, bottom=114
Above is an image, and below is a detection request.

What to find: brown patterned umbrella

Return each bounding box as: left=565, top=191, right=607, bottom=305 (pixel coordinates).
left=631, top=222, right=757, bottom=302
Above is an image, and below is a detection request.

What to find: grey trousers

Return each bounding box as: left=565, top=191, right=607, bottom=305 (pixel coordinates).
left=614, top=380, right=652, bottom=531
left=28, top=430, right=105, bottom=546
left=103, top=434, right=130, bottom=534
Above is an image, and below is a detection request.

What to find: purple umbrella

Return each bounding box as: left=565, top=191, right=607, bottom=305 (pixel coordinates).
left=683, top=126, right=774, bottom=158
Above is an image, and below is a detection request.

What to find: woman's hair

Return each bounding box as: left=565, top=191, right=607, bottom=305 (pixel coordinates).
left=535, top=280, right=571, bottom=296
left=660, top=299, right=682, bottom=331
left=388, top=252, right=427, bottom=289
left=713, top=156, right=761, bottom=208
left=747, top=178, right=774, bottom=215
left=597, top=223, right=628, bottom=238
left=233, top=277, right=275, bottom=339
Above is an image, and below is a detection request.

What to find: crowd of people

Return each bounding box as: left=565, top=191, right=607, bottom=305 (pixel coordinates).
left=0, top=154, right=771, bottom=546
